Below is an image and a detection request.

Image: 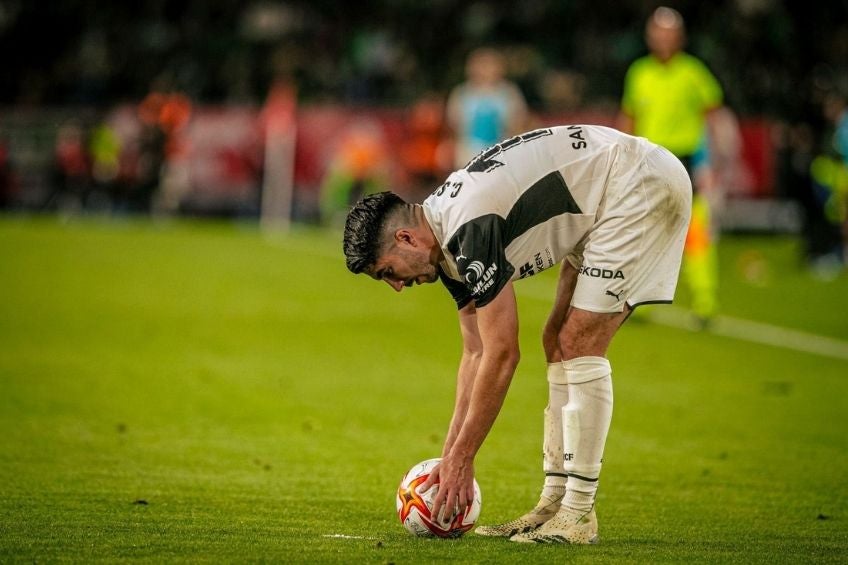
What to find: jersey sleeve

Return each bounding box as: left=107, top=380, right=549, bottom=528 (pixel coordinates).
left=438, top=267, right=473, bottom=310
left=446, top=214, right=514, bottom=308
left=691, top=58, right=724, bottom=110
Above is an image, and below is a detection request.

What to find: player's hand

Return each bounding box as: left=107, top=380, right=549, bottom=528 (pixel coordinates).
left=421, top=454, right=475, bottom=526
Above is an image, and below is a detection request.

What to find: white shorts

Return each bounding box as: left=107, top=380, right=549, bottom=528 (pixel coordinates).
left=567, top=146, right=692, bottom=313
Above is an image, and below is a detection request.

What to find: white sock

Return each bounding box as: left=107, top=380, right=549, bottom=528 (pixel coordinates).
left=561, top=356, right=613, bottom=513
left=541, top=362, right=568, bottom=505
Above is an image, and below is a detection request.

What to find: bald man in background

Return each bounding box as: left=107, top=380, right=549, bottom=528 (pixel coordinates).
left=618, top=6, right=724, bottom=326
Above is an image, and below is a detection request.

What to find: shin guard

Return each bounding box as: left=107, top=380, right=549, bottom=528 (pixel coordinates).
left=562, top=356, right=613, bottom=512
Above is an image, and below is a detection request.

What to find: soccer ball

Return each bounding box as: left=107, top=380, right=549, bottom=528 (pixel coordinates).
left=395, top=458, right=482, bottom=538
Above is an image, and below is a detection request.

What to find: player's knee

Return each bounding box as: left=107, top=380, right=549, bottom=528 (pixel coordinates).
left=559, top=310, right=624, bottom=359
left=559, top=327, right=602, bottom=359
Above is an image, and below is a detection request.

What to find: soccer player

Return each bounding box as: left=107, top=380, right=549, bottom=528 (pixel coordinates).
left=343, top=125, right=691, bottom=544
left=618, top=6, right=725, bottom=325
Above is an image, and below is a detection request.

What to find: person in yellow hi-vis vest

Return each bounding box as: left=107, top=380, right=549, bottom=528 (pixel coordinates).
left=617, top=6, right=724, bottom=326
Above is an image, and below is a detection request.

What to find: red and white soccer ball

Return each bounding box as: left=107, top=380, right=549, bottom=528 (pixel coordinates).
left=396, top=458, right=482, bottom=538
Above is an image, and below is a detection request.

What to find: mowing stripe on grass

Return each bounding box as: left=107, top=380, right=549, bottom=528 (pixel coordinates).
left=648, top=306, right=848, bottom=361
left=515, top=286, right=848, bottom=362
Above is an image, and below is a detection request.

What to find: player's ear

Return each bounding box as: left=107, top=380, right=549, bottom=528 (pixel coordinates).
left=394, top=229, right=416, bottom=247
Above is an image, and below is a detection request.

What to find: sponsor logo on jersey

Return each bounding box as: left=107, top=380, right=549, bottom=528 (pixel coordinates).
left=519, top=250, right=555, bottom=279
left=535, top=247, right=554, bottom=272
left=468, top=263, right=498, bottom=295
left=579, top=265, right=625, bottom=279
left=605, top=289, right=624, bottom=301
left=464, top=260, right=486, bottom=283
left=455, top=243, right=467, bottom=262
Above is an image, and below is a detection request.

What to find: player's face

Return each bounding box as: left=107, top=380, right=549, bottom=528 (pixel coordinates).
left=369, top=246, right=438, bottom=292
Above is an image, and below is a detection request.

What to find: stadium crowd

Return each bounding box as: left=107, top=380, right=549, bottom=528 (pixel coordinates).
left=0, top=0, right=846, bottom=270
left=1, top=1, right=843, bottom=115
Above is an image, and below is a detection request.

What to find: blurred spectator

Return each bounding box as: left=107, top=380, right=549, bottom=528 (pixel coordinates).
left=808, top=90, right=848, bottom=276
left=319, top=119, right=389, bottom=225
left=539, top=69, right=586, bottom=114
left=446, top=47, right=528, bottom=168
left=831, top=94, right=848, bottom=164
left=398, top=93, right=452, bottom=202
left=139, top=83, right=193, bottom=215
left=103, top=105, right=154, bottom=213
left=87, top=121, right=122, bottom=211
left=46, top=120, right=90, bottom=213
left=617, top=6, right=725, bottom=326
left=132, top=110, right=167, bottom=214
left=89, top=122, right=121, bottom=186
left=776, top=121, right=822, bottom=262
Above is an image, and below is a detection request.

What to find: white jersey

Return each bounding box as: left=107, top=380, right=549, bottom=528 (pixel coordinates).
left=422, top=125, right=661, bottom=308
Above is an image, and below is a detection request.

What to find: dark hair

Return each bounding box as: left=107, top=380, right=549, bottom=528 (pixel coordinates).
left=343, top=191, right=407, bottom=274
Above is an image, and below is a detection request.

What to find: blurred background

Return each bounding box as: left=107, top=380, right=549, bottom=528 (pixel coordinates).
left=0, top=0, right=846, bottom=274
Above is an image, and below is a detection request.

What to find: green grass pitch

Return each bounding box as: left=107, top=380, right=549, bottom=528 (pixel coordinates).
left=1, top=217, right=846, bottom=563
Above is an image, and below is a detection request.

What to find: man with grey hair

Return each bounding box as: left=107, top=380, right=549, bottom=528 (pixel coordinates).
left=618, top=6, right=726, bottom=326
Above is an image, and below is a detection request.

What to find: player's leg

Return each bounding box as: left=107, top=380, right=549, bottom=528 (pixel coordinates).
left=475, top=261, right=578, bottom=537
left=512, top=307, right=626, bottom=544
left=513, top=145, right=691, bottom=545
left=684, top=192, right=718, bottom=324
left=685, top=141, right=719, bottom=325
left=540, top=261, right=578, bottom=505
left=539, top=261, right=616, bottom=536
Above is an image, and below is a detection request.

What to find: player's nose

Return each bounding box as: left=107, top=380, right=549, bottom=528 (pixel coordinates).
left=386, top=279, right=404, bottom=292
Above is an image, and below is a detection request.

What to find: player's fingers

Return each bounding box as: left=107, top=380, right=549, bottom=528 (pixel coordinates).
left=457, top=485, right=467, bottom=514
left=431, top=489, right=445, bottom=523
left=440, top=487, right=457, bottom=525
left=420, top=465, right=440, bottom=493
left=456, top=475, right=474, bottom=514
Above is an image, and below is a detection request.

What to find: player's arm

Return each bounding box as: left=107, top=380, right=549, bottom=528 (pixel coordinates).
left=616, top=64, right=638, bottom=134
left=426, top=282, right=520, bottom=522
left=441, top=301, right=483, bottom=458
left=616, top=112, right=635, bottom=135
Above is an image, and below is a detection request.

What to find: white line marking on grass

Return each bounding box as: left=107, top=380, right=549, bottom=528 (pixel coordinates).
left=648, top=306, right=848, bottom=361
left=515, top=286, right=848, bottom=362
left=322, top=534, right=375, bottom=540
